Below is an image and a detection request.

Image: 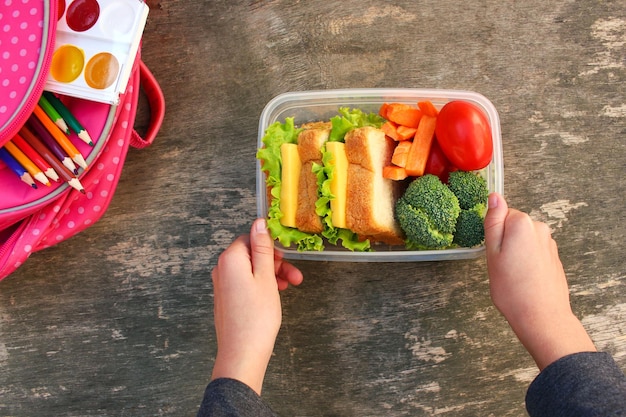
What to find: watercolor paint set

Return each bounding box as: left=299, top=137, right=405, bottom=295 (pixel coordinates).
left=45, top=0, right=149, bottom=104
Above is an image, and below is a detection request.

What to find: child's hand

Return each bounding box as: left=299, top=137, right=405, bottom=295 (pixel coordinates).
left=484, top=193, right=596, bottom=370
left=210, top=218, right=303, bottom=394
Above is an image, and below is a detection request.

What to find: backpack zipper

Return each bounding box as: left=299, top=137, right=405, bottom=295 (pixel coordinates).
left=0, top=222, right=26, bottom=273
left=0, top=0, right=58, bottom=147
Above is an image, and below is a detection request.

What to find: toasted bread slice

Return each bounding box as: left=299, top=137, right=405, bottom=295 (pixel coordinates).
left=295, top=123, right=330, bottom=234
left=345, top=126, right=404, bottom=245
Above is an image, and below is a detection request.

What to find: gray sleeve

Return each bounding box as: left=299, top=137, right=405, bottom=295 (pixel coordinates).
left=526, top=351, right=626, bottom=417
left=197, top=378, right=279, bottom=417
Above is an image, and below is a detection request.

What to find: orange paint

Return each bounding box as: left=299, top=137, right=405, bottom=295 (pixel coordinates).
left=85, top=53, right=119, bottom=89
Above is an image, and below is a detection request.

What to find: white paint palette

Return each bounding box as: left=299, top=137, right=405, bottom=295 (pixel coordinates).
left=45, top=0, right=149, bottom=104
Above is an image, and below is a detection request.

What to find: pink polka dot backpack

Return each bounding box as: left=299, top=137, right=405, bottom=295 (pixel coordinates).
left=0, top=0, right=165, bottom=281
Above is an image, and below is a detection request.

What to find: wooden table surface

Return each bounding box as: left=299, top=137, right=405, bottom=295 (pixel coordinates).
left=1, top=1, right=625, bottom=416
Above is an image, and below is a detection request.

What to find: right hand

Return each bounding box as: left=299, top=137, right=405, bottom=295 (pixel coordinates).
left=484, top=193, right=596, bottom=370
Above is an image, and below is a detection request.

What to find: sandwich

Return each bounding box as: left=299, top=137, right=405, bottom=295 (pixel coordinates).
left=344, top=126, right=404, bottom=245
left=257, top=108, right=404, bottom=251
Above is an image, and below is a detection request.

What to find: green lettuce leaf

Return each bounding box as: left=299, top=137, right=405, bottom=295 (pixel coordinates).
left=329, top=107, right=385, bottom=142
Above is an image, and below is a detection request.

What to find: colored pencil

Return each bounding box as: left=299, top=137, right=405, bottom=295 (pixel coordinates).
left=38, top=94, right=69, bottom=134
left=3, top=140, right=50, bottom=186
left=0, top=147, right=37, bottom=189
left=27, top=115, right=78, bottom=175
left=33, top=104, right=88, bottom=170
left=43, top=91, right=93, bottom=146
left=11, top=133, right=60, bottom=182
left=19, top=126, right=85, bottom=194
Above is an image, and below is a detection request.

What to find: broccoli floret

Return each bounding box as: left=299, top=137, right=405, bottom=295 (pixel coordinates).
left=447, top=171, right=488, bottom=210
left=453, top=209, right=485, bottom=247
left=446, top=171, right=488, bottom=248
left=395, top=175, right=461, bottom=249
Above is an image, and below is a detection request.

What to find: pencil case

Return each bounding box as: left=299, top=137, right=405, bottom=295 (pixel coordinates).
left=0, top=0, right=165, bottom=281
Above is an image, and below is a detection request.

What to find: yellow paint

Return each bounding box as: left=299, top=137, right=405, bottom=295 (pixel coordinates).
left=279, top=143, right=301, bottom=228
left=326, top=142, right=347, bottom=228
left=50, top=45, right=84, bottom=83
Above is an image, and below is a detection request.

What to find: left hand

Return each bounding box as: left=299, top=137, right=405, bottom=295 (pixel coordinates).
left=210, top=218, right=303, bottom=394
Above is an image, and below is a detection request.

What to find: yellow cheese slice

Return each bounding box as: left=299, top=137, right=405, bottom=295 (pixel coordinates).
left=279, top=143, right=301, bottom=228
left=326, top=142, right=348, bottom=229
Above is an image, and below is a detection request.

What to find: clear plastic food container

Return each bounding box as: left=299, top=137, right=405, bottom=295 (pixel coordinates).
left=256, top=89, right=503, bottom=262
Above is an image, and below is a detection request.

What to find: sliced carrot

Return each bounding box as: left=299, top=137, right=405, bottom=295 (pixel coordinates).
left=417, top=100, right=439, bottom=117
left=381, top=121, right=400, bottom=141
left=405, top=115, right=437, bottom=177
left=391, top=141, right=412, bottom=167
left=385, top=103, right=422, bottom=128
left=396, top=125, right=417, bottom=141
left=379, top=102, right=391, bottom=119
left=383, top=165, right=408, bottom=181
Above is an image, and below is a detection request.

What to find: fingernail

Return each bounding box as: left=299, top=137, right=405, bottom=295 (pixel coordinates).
left=488, top=193, right=499, bottom=209
left=255, top=218, right=268, bottom=234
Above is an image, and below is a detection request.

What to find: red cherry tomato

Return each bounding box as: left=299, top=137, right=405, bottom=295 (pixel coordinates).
left=424, top=140, right=455, bottom=183
left=434, top=101, right=493, bottom=171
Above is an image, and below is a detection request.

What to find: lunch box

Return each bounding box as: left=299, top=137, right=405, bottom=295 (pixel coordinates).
left=256, top=88, right=503, bottom=262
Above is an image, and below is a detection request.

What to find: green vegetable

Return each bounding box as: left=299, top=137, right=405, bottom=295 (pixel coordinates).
left=329, top=107, right=385, bottom=142
left=453, top=208, right=485, bottom=248
left=447, top=170, right=488, bottom=247
left=395, top=174, right=461, bottom=249
left=446, top=171, right=488, bottom=211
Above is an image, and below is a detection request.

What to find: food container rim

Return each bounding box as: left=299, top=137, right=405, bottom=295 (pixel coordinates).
left=255, top=88, right=503, bottom=262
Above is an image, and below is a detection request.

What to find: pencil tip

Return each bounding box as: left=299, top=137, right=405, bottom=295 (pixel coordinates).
left=74, top=155, right=88, bottom=170
left=58, top=120, right=70, bottom=134
left=78, top=131, right=93, bottom=145
left=68, top=178, right=86, bottom=194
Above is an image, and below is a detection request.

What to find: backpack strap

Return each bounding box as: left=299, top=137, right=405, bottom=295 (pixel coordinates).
left=130, top=60, right=165, bottom=149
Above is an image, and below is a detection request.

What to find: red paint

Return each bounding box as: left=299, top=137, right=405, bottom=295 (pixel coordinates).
left=66, top=0, right=100, bottom=32
left=58, top=0, right=66, bottom=21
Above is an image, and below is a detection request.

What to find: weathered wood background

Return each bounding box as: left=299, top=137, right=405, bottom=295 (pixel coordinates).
left=1, top=1, right=625, bottom=416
